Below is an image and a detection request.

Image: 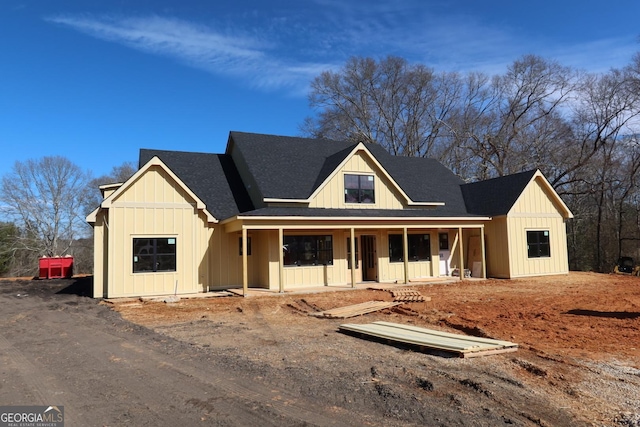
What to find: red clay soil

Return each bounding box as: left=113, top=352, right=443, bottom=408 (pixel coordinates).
left=426, top=272, right=640, bottom=362
left=115, top=272, right=640, bottom=364
left=111, top=272, right=640, bottom=426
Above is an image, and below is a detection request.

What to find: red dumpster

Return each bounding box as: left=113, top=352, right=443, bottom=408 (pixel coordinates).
left=39, top=256, right=74, bottom=279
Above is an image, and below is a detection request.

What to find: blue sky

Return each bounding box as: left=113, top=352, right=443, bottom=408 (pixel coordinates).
left=1, top=1, right=639, bottom=179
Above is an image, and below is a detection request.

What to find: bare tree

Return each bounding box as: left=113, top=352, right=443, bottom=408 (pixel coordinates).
left=305, top=56, right=465, bottom=159
left=550, top=68, right=640, bottom=191
left=0, top=222, right=18, bottom=276
left=85, top=161, right=136, bottom=215
left=0, top=156, right=92, bottom=259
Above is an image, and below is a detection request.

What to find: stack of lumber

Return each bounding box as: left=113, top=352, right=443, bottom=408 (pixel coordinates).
left=339, top=321, right=518, bottom=358
left=390, top=288, right=431, bottom=303
left=308, top=301, right=402, bottom=319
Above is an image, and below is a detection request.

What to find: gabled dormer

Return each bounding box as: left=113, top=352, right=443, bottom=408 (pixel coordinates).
left=226, top=132, right=451, bottom=212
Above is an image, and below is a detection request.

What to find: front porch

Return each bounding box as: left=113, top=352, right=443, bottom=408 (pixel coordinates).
left=222, top=215, right=488, bottom=296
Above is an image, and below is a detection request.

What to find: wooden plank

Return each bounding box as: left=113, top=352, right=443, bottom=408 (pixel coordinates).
left=393, top=295, right=430, bottom=302
left=367, top=285, right=399, bottom=291
left=373, top=321, right=517, bottom=348
left=460, top=347, right=519, bottom=358
left=309, top=301, right=402, bottom=319
left=339, top=321, right=518, bottom=357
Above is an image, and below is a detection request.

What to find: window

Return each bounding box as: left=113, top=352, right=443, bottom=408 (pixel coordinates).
left=239, top=236, right=252, bottom=256
left=439, top=233, right=449, bottom=250
left=347, top=237, right=359, bottom=269
left=283, top=235, right=333, bottom=266
left=389, top=234, right=431, bottom=263
left=389, top=235, right=403, bottom=262
left=527, top=231, right=550, bottom=258
left=133, top=238, right=176, bottom=273
left=409, top=234, right=431, bottom=261
left=344, top=174, right=375, bottom=204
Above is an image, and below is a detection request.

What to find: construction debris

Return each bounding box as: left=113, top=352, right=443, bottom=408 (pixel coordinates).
left=390, top=289, right=431, bottom=303
left=308, top=301, right=402, bottom=319
left=339, top=321, right=518, bottom=358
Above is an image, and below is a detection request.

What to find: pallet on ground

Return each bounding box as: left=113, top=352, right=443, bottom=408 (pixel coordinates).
left=390, top=288, right=431, bottom=302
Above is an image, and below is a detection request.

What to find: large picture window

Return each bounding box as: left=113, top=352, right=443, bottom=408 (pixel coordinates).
left=389, top=234, right=431, bottom=263
left=344, top=174, right=375, bottom=204
left=283, top=235, right=333, bottom=266
left=409, top=234, right=431, bottom=261
left=133, top=238, right=177, bottom=273
left=527, top=230, right=550, bottom=258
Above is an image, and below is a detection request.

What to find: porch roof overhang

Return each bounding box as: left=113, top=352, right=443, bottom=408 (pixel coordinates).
left=221, top=207, right=490, bottom=232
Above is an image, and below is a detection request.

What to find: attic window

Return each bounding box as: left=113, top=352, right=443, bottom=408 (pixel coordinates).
left=345, top=174, right=375, bottom=204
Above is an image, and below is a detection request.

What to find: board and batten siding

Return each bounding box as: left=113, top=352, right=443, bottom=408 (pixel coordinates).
left=92, top=210, right=109, bottom=298
left=505, top=177, right=569, bottom=277
left=309, top=152, right=405, bottom=209
left=105, top=165, right=212, bottom=298
left=483, top=217, right=510, bottom=278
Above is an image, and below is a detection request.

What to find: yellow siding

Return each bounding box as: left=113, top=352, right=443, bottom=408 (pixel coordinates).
left=208, top=228, right=242, bottom=289
left=309, top=152, right=405, bottom=209
left=511, top=177, right=563, bottom=215
left=92, top=211, right=108, bottom=298
left=104, top=166, right=212, bottom=298
left=506, top=177, right=569, bottom=277
left=484, top=218, right=511, bottom=278
left=507, top=216, right=568, bottom=277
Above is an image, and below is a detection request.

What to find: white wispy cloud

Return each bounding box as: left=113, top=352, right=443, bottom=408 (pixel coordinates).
left=45, top=5, right=639, bottom=97
left=46, top=14, right=330, bottom=93
left=302, top=0, right=638, bottom=74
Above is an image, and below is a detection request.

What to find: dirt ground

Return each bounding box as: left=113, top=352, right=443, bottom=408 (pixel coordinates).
left=112, top=272, right=640, bottom=426
left=1, top=272, right=639, bottom=426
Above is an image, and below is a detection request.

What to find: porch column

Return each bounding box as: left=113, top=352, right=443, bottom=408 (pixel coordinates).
left=480, top=226, right=487, bottom=278
left=350, top=228, right=356, bottom=288
left=242, top=227, right=248, bottom=297
left=458, top=227, right=465, bottom=280
left=278, top=228, right=284, bottom=293
left=403, top=227, right=409, bottom=284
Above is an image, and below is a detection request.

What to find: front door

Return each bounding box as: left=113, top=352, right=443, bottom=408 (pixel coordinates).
left=361, top=235, right=378, bottom=281
left=439, top=232, right=450, bottom=276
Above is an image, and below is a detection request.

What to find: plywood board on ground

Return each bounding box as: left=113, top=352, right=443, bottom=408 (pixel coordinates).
left=339, top=321, right=518, bottom=358
left=309, top=301, right=402, bottom=319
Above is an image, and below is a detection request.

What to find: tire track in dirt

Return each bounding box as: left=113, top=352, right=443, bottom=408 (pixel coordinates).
left=1, top=293, right=364, bottom=426
left=0, top=305, right=90, bottom=426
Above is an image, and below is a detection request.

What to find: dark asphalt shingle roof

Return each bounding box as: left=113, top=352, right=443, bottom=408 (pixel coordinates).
left=228, top=131, right=471, bottom=216
left=136, top=132, right=534, bottom=221
left=139, top=149, right=253, bottom=220
left=228, top=131, right=356, bottom=200
left=461, top=169, right=538, bottom=216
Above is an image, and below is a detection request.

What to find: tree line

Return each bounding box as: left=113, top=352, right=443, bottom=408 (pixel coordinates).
left=302, top=53, right=640, bottom=272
